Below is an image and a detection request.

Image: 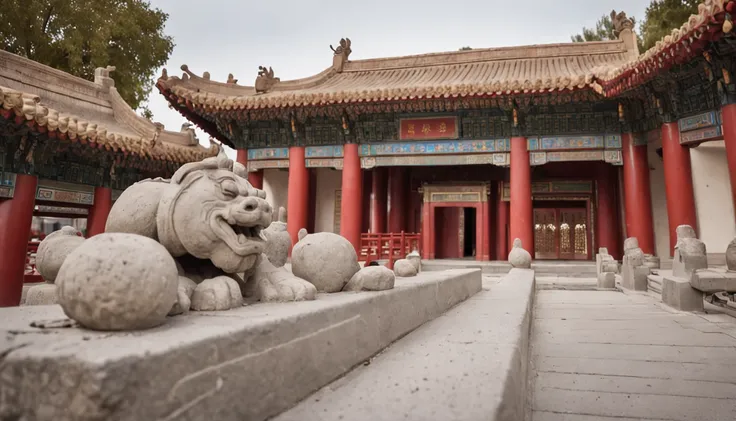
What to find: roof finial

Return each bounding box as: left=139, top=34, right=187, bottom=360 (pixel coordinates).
left=611, top=10, right=634, bottom=38
left=227, top=73, right=238, bottom=84
left=255, top=66, right=280, bottom=93
left=331, top=38, right=352, bottom=73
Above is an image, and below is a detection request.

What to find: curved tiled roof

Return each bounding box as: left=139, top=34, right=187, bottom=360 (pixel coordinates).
left=158, top=0, right=733, bottom=113
left=0, top=50, right=219, bottom=164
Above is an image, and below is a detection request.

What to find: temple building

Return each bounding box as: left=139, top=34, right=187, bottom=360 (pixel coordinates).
left=0, top=50, right=219, bottom=305
left=157, top=1, right=736, bottom=265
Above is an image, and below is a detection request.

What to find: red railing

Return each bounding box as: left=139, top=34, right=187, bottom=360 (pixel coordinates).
left=24, top=242, right=43, bottom=283
left=360, top=232, right=421, bottom=269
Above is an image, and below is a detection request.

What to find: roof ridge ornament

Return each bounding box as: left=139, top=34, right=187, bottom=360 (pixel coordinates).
left=255, top=66, right=280, bottom=93
left=94, top=66, right=116, bottom=88
left=611, top=10, right=634, bottom=38
left=331, top=38, right=352, bottom=73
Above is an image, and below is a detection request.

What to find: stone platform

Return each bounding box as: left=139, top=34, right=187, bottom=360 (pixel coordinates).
left=0, top=269, right=481, bottom=421
left=421, top=259, right=596, bottom=278
left=275, top=268, right=536, bottom=421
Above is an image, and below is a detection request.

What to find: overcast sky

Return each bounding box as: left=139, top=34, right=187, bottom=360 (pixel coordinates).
left=145, top=0, right=650, bottom=157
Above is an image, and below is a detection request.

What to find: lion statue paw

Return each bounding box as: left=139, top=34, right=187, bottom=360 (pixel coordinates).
left=190, top=276, right=244, bottom=311
left=254, top=257, right=317, bottom=302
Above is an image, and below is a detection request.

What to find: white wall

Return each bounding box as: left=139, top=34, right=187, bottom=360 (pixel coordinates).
left=263, top=169, right=288, bottom=215
left=315, top=168, right=342, bottom=233
left=691, top=140, right=736, bottom=253
left=647, top=137, right=670, bottom=258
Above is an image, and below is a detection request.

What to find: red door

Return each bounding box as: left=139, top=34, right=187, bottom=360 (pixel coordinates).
left=534, top=208, right=589, bottom=260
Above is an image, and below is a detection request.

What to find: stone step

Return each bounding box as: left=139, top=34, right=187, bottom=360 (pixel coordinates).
left=0, top=269, right=482, bottom=421
left=274, top=269, right=536, bottom=421
left=422, top=260, right=596, bottom=278
left=647, top=274, right=663, bottom=295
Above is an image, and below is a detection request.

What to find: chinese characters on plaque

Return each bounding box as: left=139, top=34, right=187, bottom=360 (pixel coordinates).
left=399, top=117, right=458, bottom=140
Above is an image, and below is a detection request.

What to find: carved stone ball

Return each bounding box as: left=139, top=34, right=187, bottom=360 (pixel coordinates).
left=406, top=250, right=421, bottom=272
left=394, top=259, right=418, bottom=277
left=35, top=226, right=85, bottom=283
left=508, top=238, right=532, bottom=269
left=24, top=283, right=59, bottom=306
left=291, top=232, right=360, bottom=293
left=727, top=238, right=736, bottom=271
left=344, top=266, right=395, bottom=291
left=105, top=180, right=169, bottom=240
left=56, top=233, right=179, bottom=331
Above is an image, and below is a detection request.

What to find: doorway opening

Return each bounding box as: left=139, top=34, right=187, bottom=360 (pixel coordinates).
left=533, top=200, right=589, bottom=260
left=463, top=207, right=476, bottom=258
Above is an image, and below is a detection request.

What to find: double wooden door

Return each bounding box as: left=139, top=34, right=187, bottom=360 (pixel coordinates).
left=533, top=208, right=588, bottom=260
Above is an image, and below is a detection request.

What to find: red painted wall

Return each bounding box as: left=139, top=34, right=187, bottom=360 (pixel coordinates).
left=435, top=207, right=462, bottom=258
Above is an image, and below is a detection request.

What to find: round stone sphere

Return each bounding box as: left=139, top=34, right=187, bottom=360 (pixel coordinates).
left=291, top=232, right=360, bottom=292
left=36, top=226, right=85, bottom=283
left=56, top=233, right=179, bottom=331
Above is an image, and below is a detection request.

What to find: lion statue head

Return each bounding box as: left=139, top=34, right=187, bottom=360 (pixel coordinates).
left=156, top=152, right=273, bottom=273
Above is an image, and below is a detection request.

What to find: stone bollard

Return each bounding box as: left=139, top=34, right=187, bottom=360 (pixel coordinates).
left=508, top=238, right=532, bottom=269
left=672, top=225, right=707, bottom=279
left=621, top=237, right=649, bottom=291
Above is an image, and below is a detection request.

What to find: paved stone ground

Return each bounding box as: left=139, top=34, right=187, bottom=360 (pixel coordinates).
left=530, top=289, right=736, bottom=421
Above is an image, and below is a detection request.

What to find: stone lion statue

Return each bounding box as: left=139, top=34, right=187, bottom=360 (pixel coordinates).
left=103, top=151, right=317, bottom=312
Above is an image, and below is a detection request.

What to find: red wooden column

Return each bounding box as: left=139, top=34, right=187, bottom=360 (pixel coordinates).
left=370, top=168, right=388, bottom=233
left=236, top=149, right=247, bottom=167
left=287, top=146, right=309, bottom=248
left=0, top=174, right=37, bottom=306
left=307, top=169, right=317, bottom=234
left=495, top=197, right=509, bottom=260
left=481, top=200, right=490, bottom=261
left=87, top=187, right=112, bottom=237
left=341, top=143, right=363, bottom=253
left=596, top=164, right=620, bottom=259
left=720, top=103, right=736, bottom=215
left=621, top=133, right=655, bottom=255
left=388, top=167, right=407, bottom=233
left=509, top=137, right=533, bottom=253
left=422, top=201, right=431, bottom=258
left=661, top=122, right=697, bottom=252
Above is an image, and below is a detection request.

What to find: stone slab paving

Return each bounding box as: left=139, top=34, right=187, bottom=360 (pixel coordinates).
left=530, top=289, right=736, bottom=421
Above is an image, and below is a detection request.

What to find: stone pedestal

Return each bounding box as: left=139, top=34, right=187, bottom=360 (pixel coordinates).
left=690, top=268, right=736, bottom=293
left=673, top=249, right=708, bottom=279
left=663, top=276, right=704, bottom=311
left=622, top=262, right=649, bottom=291
left=597, top=272, right=616, bottom=289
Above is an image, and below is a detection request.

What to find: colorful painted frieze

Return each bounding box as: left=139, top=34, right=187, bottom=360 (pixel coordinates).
left=539, top=135, right=604, bottom=150
left=247, top=160, right=290, bottom=171
left=604, top=150, right=623, bottom=165
left=500, top=180, right=593, bottom=200
left=36, top=206, right=88, bottom=216
left=359, top=139, right=508, bottom=156
left=678, top=111, right=718, bottom=132
left=248, top=148, right=289, bottom=160
left=0, top=185, right=13, bottom=198
left=305, top=158, right=344, bottom=169
left=530, top=152, right=547, bottom=166
left=679, top=125, right=723, bottom=145
left=36, top=187, right=94, bottom=205
left=545, top=151, right=605, bottom=162
left=604, top=135, right=622, bottom=149
left=305, top=145, right=344, bottom=158
left=360, top=153, right=503, bottom=168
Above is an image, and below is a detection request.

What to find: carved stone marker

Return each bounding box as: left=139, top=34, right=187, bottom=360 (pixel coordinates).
left=672, top=225, right=707, bottom=279
left=595, top=247, right=618, bottom=289
left=621, top=237, right=649, bottom=291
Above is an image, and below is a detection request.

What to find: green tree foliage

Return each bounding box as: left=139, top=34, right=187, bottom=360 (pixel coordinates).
left=640, top=0, right=700, bottom=51
left=571, top=14, right=617, bottom=42
left=459, top=46, right=473, bottom=51
left=0, top=0, right=174, bottom=116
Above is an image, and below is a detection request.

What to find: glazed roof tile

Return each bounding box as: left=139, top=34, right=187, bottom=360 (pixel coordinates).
left=157, top=0, right=731, bottom=111
left=0, top=50, right=219, bottom=163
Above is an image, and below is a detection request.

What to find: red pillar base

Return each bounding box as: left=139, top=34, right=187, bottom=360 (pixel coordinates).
left=495, top=196, right=509, bottom=260
left=0, top=174, right=37, bottom=307
left=87, top=186, right=112, bottom=237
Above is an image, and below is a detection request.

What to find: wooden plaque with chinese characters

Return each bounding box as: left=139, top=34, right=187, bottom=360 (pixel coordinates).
left=399, top=117, right=458, bottom=140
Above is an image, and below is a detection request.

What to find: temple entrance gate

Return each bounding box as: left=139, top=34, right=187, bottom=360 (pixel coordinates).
left=421, top=184, right=490, bottom=261
left=533, top=206, right=589, bottom=260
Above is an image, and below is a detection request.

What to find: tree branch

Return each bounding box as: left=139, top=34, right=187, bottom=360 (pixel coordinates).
left=42, top=5, right=55, bottom=35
